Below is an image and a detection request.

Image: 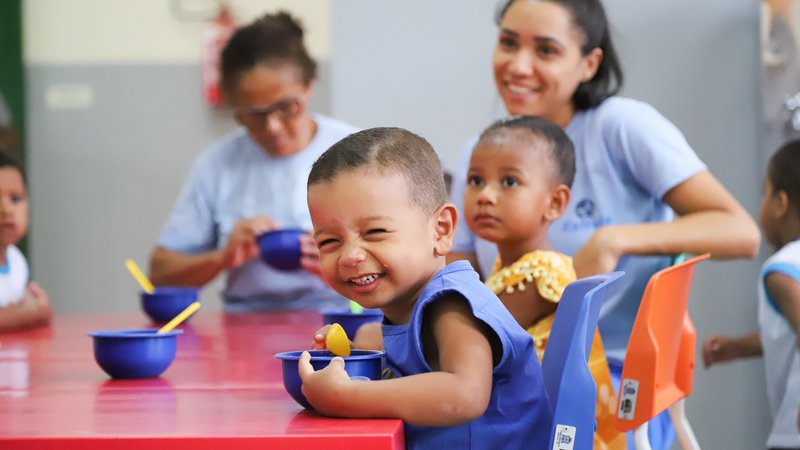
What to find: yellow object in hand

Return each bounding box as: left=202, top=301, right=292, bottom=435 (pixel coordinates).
left=325, top=323, right=351, bottom=357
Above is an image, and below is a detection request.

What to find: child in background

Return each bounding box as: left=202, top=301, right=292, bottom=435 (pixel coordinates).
left=464, top=116, right=625, bottom=450
left=300, top=127, right=552, bottom=449
left=0, top=151, right=52, bottom=332
left=702, top=140, right=800, bottom=449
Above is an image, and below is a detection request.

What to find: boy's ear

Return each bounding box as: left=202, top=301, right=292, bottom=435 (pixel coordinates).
left=433, top=203, right=458, bottom=257
left=543, top=184, right=570, bottom=221
left=776, top=190, right=791, bottom=217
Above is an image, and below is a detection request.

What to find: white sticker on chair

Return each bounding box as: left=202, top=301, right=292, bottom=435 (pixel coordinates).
left=617, top=378, right=639, bottom=420
left=551, top=424, right=576, bottom=450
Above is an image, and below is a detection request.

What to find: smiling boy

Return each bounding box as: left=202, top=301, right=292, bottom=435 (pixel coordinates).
left=299, top=127, right=552, bottom=450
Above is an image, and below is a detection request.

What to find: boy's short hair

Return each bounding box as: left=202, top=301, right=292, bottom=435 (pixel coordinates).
left=768, top=139, right=800, bottom=212
left=477, top=115, right=576, bottom=187
left=308, top=127, right=448, bottom=214
left=0, top=150, right=25, bottom=186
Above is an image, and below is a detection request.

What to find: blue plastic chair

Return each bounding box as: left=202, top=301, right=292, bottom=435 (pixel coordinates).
left=541, top=271, right=625, bottom=450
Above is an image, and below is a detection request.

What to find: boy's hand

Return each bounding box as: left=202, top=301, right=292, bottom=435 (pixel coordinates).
left=311, top=324, right=361, bottom=351
left=311, top=325, right=332, bottom=350
left=298, top=351, right=352, bottom=414
left=701, top=335, right=737, bottom=368
left=223, top=216, right=276, bottom=269
left=299, top=233, right=323, bottom=277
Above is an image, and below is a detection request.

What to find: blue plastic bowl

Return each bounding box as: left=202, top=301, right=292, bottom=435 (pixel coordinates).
left=140, top=287, right=199, bottom=323
left=274, top=349, right=384, bottom=409
left=89, top=329, right=183, bottom=379
left=321, top=308, right=384, bottom=339
left=257, top=228, right=306, bottom=271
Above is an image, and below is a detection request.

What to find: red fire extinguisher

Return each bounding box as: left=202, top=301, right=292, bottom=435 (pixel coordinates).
left=202, top=5, right=235, bottom=107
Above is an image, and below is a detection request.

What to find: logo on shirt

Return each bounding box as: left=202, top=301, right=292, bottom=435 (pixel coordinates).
left=575, top=199, right=595, bottom=219
left=559, top=198, right=612, bottom=233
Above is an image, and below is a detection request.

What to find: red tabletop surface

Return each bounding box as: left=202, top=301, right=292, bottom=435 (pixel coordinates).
left=0, top=311, right=404, bottom=450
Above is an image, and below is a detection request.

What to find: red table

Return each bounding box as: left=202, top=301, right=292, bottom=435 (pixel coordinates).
left=0, top=311, right=405, bottom=449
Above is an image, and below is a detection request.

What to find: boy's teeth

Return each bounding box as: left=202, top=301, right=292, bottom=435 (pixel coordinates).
left=352, top=274, right=377, bottom=286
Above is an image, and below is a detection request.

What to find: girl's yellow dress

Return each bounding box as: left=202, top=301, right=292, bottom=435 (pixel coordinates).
left=486, top=250, right=625, bottom=450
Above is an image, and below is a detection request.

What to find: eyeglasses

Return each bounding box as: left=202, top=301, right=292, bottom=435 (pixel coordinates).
left=233, top=97, right=303, bottom=129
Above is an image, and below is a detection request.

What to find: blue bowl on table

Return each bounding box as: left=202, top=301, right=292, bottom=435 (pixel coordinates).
left=321, top=308, right=384, bottom=339
left=256, top=228, right=306, bottom=271
left=140, top=286, right=200, bottom=323
left=89, top=328, right=183, bottom=379
left=275, top=349, right=385, bottom=409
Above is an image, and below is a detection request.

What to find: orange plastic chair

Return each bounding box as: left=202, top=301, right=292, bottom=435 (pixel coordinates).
left=615, top=253, right=710, bottom=450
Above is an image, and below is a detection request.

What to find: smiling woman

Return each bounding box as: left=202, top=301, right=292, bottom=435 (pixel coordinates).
left=148, top=11, right=359, bottom=312
left=447, top=0, right=760, bottom=449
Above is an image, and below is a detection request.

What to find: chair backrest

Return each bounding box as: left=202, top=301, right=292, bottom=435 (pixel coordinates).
left=542, top=271, right=625, bottom=450
left=615, top=254, right=710, bottom=432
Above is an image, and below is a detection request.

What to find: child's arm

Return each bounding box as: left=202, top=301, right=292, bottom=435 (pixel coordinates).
left=0, top=282, right=52, bottom=333
left=701, top=332, right=762, bottom=368
left=298, top=295, right=494, bottom=426
left=702, top=270, right=800, bottom=369
left=765, top=271, right=800, bottom=348
left=497, top=287, right=556, bottom=330
left=353, top=322, right=383, bottom=350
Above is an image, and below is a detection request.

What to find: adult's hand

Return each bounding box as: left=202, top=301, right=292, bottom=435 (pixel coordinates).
left=222, top=216, right=276, bottom=269
left=572, top=227, right=622, bottom=278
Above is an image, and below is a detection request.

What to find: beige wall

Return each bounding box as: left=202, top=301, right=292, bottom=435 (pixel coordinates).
left=23, top=0, right=331, bottom=65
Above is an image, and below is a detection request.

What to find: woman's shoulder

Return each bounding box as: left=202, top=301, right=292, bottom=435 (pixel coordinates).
left=200, top=128, right=250, bottom=155
left=579, top=96, right=685, bottom=147
left=588, top=96, right=666, bottom=127
left=187, top=129, right=261, bottom=176
left=313, top=113, right=360, bottom=138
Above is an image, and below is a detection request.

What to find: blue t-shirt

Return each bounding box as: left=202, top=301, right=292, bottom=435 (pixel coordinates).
left=158, top=114, right=359, bottom=310
left=381, top=261, right=552, bottom=450
left=451, top=97, right=706, bottom=363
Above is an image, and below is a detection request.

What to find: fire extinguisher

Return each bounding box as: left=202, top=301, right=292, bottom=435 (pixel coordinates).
left=201, top=5, right=235, bottom=107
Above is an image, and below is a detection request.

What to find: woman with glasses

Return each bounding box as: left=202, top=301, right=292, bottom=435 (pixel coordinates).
left=149, top=11, right=358, bottom=312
